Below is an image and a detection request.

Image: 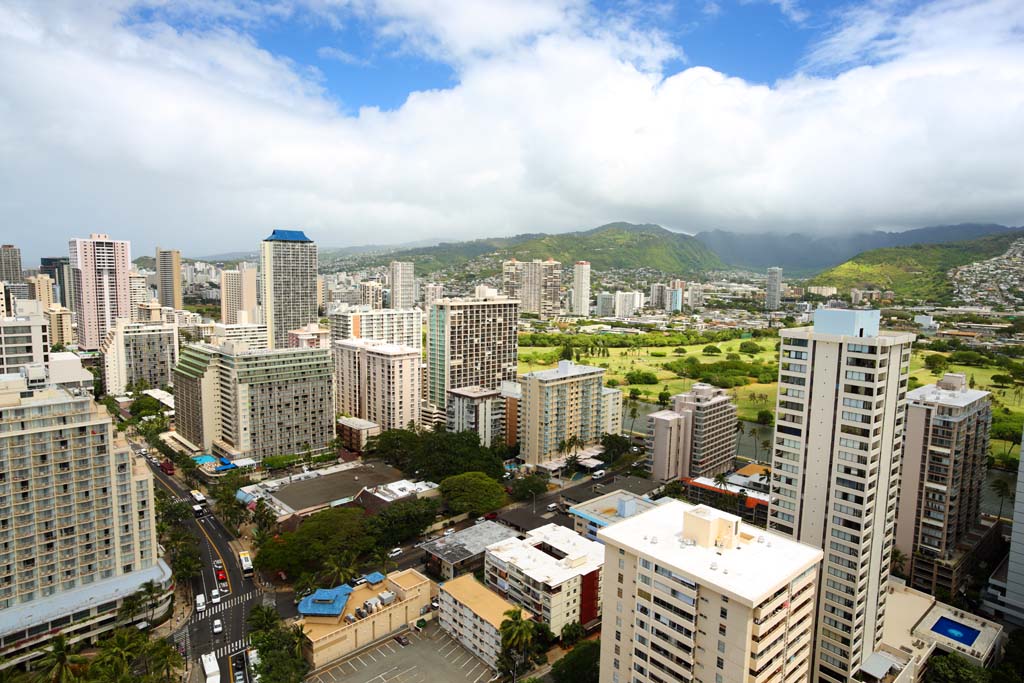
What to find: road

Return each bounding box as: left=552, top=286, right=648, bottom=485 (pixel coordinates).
left=130, top=440, right=294, bottom=683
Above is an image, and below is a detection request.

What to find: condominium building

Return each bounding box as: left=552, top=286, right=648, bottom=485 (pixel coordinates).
left=0, top=301, right=49, bottom=374
left=644, top=383, right=737, bottom=481
left=101, top=319, right=179, bottom=396
left=438, top=575, right=527, bottom=670
left=359, top=281, right=384, bottom=310
left=603, top=386, right=623, bottom=436
left=128, top=272, right=150, bottom=321
left=598, top=500, right=823, bottom=683
left=0, top=245, right=22, bottom=283
left=202, top=322, right=268, bottom=350
left=766, top=266, right=783, bottom=310
left=422, top=283, right=444, bottom=307
left=686, top=282, right=704, bottom=308
left=46, top=304, right=75, bottom=348
left=39, top=257, right=72, bottom=308
left=595, top=292, right=615, bottom=317
left=261, top=230, right=318, bottom=349
left=521, top=360, right=608, bottom=466
left=389, top=261, right=415, bottom=310
left=328, top=306, right=422, bottom=348
left=895, top=373, right=991, bottom=597
left=0, top=376, right=171, bottom=667
left=25, top=274, right=54, bottom=310
left=173, top=341, right=333, bottom=463
left=334, top=338, right=421, bottom=431
left=155, top=247, right=182, bottom=310
left=767, top=309, right=915, bottom=683
left=288, top=323, right=330, bottom=349
left=502, top=259, right=561, bottom=318
left=68, top=233, right=132, bottom=351
left=426, top=290, right=519, bottom=409
left=649, top=283, right=669, bottom=311
left=982, top=449, right=1024, bottom=625
left=220, top=266, right=258, bottom=325
left=572, top=261, right=591, bottom=316
left=614, top=291, right=643, bottom=318
left=446, top=386, right=505, bottom=447
left=484, top=523, right=604, bottom=633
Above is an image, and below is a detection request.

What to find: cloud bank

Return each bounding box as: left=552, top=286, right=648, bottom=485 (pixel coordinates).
left=1, top=0, right=1023, bottom=259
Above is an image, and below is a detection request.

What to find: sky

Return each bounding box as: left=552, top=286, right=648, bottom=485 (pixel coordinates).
left=1, top=0, right=1023, bottom=261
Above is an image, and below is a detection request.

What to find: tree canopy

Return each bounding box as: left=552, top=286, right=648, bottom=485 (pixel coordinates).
left=551, top=640, right=600, bottom=683
left=440, top=472, right=506, bottom=515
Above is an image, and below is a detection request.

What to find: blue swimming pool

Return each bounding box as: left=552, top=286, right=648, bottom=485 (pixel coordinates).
left=931, top=616, right=980, bottom=647
left=192, top=455, right=217, bottom=465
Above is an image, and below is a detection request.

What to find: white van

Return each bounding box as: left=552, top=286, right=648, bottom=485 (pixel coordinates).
left=592, top=469, right=606, bottom=480
left=195, top=594, right=206, bottom=612
left=546, top=503, right=559, bottom=513
left=210, top=589, right=221, bottom=604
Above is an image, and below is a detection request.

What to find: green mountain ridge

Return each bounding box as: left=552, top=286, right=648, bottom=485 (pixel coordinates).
left=807, top=230, right=1024, bottom=301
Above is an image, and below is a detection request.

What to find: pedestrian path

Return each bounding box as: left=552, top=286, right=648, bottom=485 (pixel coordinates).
left=187, top=590, right=259, bottom=624
left=211, top=636, right=251, bottom=659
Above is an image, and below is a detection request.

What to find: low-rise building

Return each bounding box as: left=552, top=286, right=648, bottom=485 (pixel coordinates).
left=678, top=476, right=770, bottom=527
left=567, top=490, right=665, bottom=542
left=438, top=574, right=528, bottom=670
left=288, top=322, right=331, bottom=349
left=484, top=523, right=604, bottom=633
left=298, top=570, right=431, bottom=670
left=422, top=521, right=520, bottom=580
left=336, top=416, right=381, bottom=452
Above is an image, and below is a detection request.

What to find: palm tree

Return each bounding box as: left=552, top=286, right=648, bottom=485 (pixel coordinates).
left=372, top=548, right=397, bottom=574
left=713, top=472, right=730, bottom=490
left=142, top=639, right=183, bottom=683
left=36, top=635, right=87, bottom=683
left=0, top=660, right=27, bottom=683
left=289, top=624, right=309, bottom=659
left=247, top=605, right=282, bottom=634
left=500, top=608, right=535, bottom=683
left=117, top=592, right=144, bottom=623
left=140, top=580, right=163, bottom=621
left=97, top=628, right=145, bottom=672
left=890, top=547, right=908, bottom=578
left=760, top=438, right=772, bottom=463
left=292, top=573, right=318, bottom=603
left=735, top=422, right=745, bottom=450
left=992, top=477, right=1015, bottom=520
left=320, top=551, right=358, bottom=587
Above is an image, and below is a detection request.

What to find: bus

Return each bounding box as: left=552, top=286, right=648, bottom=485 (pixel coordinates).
left=190, top=489, right=207, bottom=506
left=239, top=551, right=254, bottom=578
left=200, top=653, right=219, bottom=683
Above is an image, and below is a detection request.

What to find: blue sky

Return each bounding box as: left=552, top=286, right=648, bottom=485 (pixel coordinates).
left=1, top=0, right=1022, bottom=260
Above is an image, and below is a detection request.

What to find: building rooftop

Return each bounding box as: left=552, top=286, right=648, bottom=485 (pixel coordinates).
left=335, top=338, right=419, bottom=355
left=486, top=523, right=604, bottom=587
left=524, top=360, right=604, bottom=382
left=568, top=490, right=667, bottom=528
left=449, top=385, right=501, bottom=399
left=441, top=575, right=529, bottom=630
left=297, top=585, right=354, bottom=617
left=598, top=500, right=822, bottom=605
left=421, top=521, right=520, bottom=565
left=337, top=416, right=378, bottom=430
left=688, top=476, right=770, bottom=504
left=265, top=229, right=312, bottom=242
left=907, top=376, right=989, bottom=408
left=265, top=463, right=406, bottom=513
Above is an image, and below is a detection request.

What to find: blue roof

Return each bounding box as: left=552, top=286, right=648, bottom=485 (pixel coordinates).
left=365, top=571, right=386, bottom=585
left=265, top=229, right=312, bottom=243
left=297, top=584, right=353, bottom=617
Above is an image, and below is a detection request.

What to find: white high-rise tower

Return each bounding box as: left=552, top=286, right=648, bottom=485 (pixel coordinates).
left=572, top=261, right=590, bottom=315
left=260, top=230, right=317, bottom=349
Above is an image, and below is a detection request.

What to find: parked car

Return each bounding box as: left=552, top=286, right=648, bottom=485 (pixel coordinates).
left=443, top=528, right=455, bottom=537
left=484, top=512, right=499, bottom=520
left=546, top=503, right=559, bottom=513
left=393, top=635, right=410, bottom=646
left=213, top=559, right=224, bottom=570
left=388, top=547, right=403, bottom=559
left=592, top=469, right=606, bottom=480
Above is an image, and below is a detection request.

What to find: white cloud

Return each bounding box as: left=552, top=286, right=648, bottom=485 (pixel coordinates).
left=317, top=45, right=368, bottom=65
left=1, top=0, right=1023, bottom=261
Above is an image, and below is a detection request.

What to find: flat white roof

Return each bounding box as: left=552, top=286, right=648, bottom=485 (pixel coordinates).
left=486, top=523, right=604, bottom=586
left=525, top=360, right=604, bottom=382
left=907, top=383, right=990, bottom=408
left=598, top=499, right=822, bottom=605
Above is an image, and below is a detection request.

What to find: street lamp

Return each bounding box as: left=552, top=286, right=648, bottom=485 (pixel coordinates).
left=531, top=491, right=537, bottom=514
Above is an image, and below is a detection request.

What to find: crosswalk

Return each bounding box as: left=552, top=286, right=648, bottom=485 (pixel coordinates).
left=173, top=624, right=191, bottom=658
left=211, top=636, right=251, bottom=659
left=189, top=590, right=258, bottom=623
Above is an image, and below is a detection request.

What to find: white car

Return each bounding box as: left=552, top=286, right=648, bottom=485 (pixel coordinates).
left=212, top=619, right=223, bottom=634
left=443, top=528, right=454, bottom=537
left=387, top=547, right=403, bottom=559
left=210, top=589, right=221, bottom=604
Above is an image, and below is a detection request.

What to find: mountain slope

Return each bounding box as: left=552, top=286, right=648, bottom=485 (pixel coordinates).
left=695, top=223, right=1016, bottom=273
left=807, top=230, right=1024, bottom=301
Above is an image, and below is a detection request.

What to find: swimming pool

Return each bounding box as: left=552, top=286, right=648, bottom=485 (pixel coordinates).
left=930, top=616, right=981, bottom=647
left=192, top=455, right=217, bottom=465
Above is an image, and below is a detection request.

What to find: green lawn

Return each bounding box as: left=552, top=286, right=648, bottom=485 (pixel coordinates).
left=518, top=338, right=779, bottom=421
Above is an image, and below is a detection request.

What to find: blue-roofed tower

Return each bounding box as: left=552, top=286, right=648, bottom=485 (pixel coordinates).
left=260, top=229, right=318, bottom=348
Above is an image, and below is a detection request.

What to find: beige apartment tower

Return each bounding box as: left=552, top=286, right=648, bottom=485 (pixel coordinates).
left=767, top=309, right=915, bottom=683
left=645, top=383, right=738, bottom=480
left=46, top=304, right=75, bottom=347
left=389, top=261, right=415, bottom=310
left=68, top=233, right=132, bottom=351
left=598, top=499, right=823, bottom=683
left=260, top=230, right=318, bottom=349
left=572, top=261, right=591, bottom=315
left=426, top=288, right=519, bottom=409
left=220, top=266, right=258, bottom=325
left=502, top=259, right=561, bottom=317
left=25, top=274, right=54, bottom=310
left=896, top=373, right=991, bottom=598
left=155, top=247, right=182, bottom=310
left=328, top=306, right=422, bottom=348
left=334, top=338, right=421, bottom=431
left=101, top=319, right=179, bottom=396
left=521, top=360, right=608, bottom=466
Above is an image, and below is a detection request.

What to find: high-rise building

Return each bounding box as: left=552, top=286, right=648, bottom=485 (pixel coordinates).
left=0, top=245, right=22, bottom=283
left=0, top=375, right=170, bottom=668
left=598, top=499, right=823, bottom=683
left=25, top=273, right=54, bottom=309
left=686, top=282, right=704, bottom=307
left=766, top=266, right=783, bottom=310
left=446, top=386, right=505, bottom=447
left=426, top=289, right=519, bottom=409
left=39, top=257, right=72, bottom=308
left=644, top=383, right=737, bottom=481
left=260, top=230, right=318, bottom=349
left=128, top=272, right=150, bottom=321
left=503, top=259, right=560, bottom=317
left=46, top=304, right=75, bottom=348
left=328, top=306, right=422, bottom=348
left=603, top=385, right=623, bottom=436
left=767, top=309, right=915, bottom=683
left=895, top=373, right=992, bottom=597
left=101, top=319, right=179, bottom=396
left=154, top=247, right=182, bottom=310
left=595, top=292, right=615, bottom=317
left=982, top=444, right=1024, bottom=625
left=173, top=341, right=333, bottom=463
left=572, top=261, right=591, bottom=316
left=334, top=338, right=421, bottom=431
left=501, top=259, right=522, bottom=300
left=649, top=283, right=669, bottom=311
left=484, top=523, right=604, bottom=634
left=521, top=360, right=608, bottom=466
left=220, top=266, right=258, bottom=325
left=0, top=301, right=49, bottom=374
left=389, top=261, right=415, bottom=310
left=359, top=281, right=384, bottom=310
left=613, top=291, right=643, bottom=317
left=422, top=283, right=444, bottom=307
left=68, top=233, right=132, bottom=351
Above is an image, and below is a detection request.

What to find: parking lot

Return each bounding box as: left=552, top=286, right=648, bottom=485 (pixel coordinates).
left=305, top=622, right=493, bottom=683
